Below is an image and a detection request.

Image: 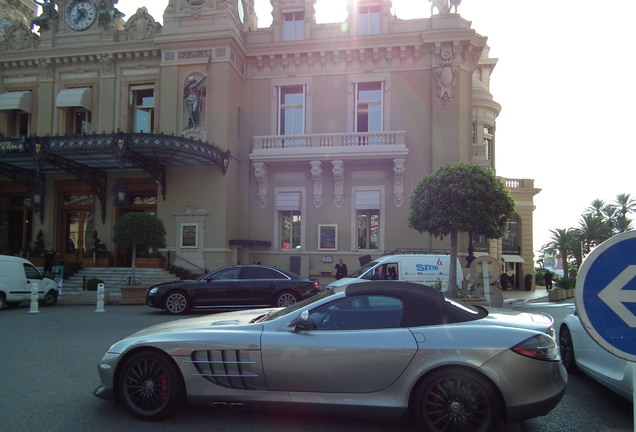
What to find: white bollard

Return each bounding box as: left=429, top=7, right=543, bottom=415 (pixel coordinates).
left=28, top=281, right=40, bottom=314
left=95, top=282, right=106, bottom=312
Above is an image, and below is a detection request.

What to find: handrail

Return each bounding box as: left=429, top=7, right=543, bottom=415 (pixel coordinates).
left=166, top=251, right=207, bottom=274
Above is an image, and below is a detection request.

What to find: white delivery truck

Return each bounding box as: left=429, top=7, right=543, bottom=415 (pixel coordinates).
left=325, top=254, right=464, bottom=292
left=0, top=255, right=59, bottom=309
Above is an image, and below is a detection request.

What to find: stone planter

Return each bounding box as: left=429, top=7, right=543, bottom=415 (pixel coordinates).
left=120, top=285, right=149, bottom=305
left=136, top=258, right=165, bottom=268
left=566, top=289, right=574, bottom=298
left=548, top=290, right=561, bottom=302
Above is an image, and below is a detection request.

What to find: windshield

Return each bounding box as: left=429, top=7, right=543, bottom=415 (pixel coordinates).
left=348, top=260, right=379, bottom=278
left=264, top=290, right=336, bottom=321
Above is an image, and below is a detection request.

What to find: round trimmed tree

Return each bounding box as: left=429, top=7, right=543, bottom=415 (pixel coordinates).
left=409, top=163, right=515, bottom=298
left=113, top=212, right=166, bottom=283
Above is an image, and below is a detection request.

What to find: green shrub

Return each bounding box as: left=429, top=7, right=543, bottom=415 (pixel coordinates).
left=86, top=278, right=104, bottom=291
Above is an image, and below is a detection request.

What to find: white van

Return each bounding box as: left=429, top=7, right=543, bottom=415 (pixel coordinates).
left=325, top=254, right=464, bottom=292
left=0, top=255, right=59, bottom=309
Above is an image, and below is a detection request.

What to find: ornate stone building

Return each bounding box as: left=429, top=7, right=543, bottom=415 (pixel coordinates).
left=0, top=0, right=540, bottom=290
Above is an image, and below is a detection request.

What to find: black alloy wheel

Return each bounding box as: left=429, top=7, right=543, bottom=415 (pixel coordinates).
left=414, top=368, right=499, bottom=432
left=559, top=325, right=578, bottom=373
left=118, top=351, right=184, bottom=420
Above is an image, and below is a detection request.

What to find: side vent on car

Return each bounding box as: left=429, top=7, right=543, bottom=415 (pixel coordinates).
left=189, top=350, right=265, bottom=390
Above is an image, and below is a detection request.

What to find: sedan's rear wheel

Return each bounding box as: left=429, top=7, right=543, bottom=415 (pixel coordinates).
left=413, top=368, right=499, bottom=432
left=118, top=351, right=184, bottom=420
left=164, top=291, right=191, bottom=315
left=559, top=325, right=578, bottom=372
left=274, top=291, right=299, bottom=307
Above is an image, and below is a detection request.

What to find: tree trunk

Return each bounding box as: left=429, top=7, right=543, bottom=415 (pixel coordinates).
left=449, top=230, right=458, bottom=298
left=131, top=242, right=137, bottom=284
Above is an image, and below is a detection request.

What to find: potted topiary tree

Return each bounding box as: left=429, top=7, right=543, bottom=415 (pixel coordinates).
left=113, top=213, right=166, bottom=304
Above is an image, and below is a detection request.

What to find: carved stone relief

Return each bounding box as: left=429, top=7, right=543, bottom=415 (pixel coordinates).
left=253, top=162, right=268, bottom=209
left=124, top=7, right=161, bottom=41
left=310, top=160, right=323, bottom=208
left=331, top=160, right=344, bottom=209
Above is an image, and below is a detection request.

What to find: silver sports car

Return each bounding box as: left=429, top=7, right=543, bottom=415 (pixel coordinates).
left=94, top=282, right=567, bottom=430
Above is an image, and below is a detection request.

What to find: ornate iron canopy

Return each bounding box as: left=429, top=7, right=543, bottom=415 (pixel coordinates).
left=0, top=132, right=230, bottom=222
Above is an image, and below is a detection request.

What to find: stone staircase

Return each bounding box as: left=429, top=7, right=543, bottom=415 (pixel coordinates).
left=58, top=267, right=180, bottom=305
left=61, top=266, right=178, bottom=291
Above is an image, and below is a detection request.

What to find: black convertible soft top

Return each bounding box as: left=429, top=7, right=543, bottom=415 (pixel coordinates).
left=344, top=281, right=485, bottom=327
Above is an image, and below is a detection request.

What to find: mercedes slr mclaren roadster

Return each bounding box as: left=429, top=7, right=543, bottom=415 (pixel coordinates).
left=95, top=281, right=567, bottom=431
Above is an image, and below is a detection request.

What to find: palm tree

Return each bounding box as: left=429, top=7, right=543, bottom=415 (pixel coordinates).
left=614, top=193, right=636, bottom=218
left=585, top=199, right=606, bottom=217
left=578, top=213, right=612, bottom=255
left=541, top=228, right=578, bottom=279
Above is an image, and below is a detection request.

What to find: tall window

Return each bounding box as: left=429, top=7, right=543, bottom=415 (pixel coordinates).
left=355, top=82, right=383, bottom=132
left=130, top=85, right=155, bottom=133
left=483, top=126, right=493, bottom=160
left=67, top=108, right=92, bottom=134
left=358, top=5, right=380, bottom=35
left=502, top=213, right=520, bottom=254
left=278, top=85, right=305, bottom=135
left=356, top=190, right=380, bottom=250
left=276, top=192, right=302, bottom=249
left=283, top=12, right=303, bottom=41
left=4, top=111, right=30, bottom=137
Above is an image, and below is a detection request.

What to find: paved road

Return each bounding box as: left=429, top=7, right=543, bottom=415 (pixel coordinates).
left=1, top=301, right=632, bottom=432
left=1, top=303, right=422, bottom=432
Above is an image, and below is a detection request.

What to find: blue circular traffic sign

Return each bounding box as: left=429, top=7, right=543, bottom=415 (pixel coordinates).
left=575, top=230, right=636, bottom=361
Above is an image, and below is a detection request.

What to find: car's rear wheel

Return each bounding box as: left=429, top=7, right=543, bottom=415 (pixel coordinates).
left=274, top=291, right=299, bottom=307
left=413, top=368, right=499, bottom=432
left=118, top=350, right=184, bottom=420
left=559, top=325, right=577, bottom=372
left=41, top=290, right=57, bottom=306
left=164, top=291, right=191, bottom=315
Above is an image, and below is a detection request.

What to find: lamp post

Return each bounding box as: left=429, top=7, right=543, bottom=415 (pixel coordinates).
left=112, top=177, right=128, bottom=210
left=28, top=180, right=44, bottom=223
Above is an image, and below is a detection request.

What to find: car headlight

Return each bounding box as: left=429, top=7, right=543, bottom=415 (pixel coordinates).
left=148, top=287, right=158, bottom=295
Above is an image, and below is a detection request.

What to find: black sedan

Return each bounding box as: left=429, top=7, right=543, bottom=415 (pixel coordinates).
left=146, top=265, right=320, bottom=315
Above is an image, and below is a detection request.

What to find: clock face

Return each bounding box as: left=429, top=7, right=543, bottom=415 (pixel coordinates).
left=66, top=1, right=98, bottom=31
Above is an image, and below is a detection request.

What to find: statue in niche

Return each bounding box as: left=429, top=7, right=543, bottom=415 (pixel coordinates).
left=183, top=72, right=207, bottom=130
left=31, top=0, right=58, bottom=31
left=429, top=0, right=462, bottom=15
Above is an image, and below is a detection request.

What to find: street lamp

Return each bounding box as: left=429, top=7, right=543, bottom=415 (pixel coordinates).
left=28, top=180, right=44, bottom=222
left=113, top=177, right=128, bottom=209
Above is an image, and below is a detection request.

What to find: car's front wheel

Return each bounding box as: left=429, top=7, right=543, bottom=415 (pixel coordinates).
left=41, top=290, right=58, bottom=306
left=164, top=291, right=191, bottom=315
left=559, top=325, right=578, bottom=372
left=413, top=367, right=500, bottom=432
left=0, top=293, right=5, bottom=310
left=118, top=350, right=185, bottom=420
left=274, top=291, right=299, bottom=307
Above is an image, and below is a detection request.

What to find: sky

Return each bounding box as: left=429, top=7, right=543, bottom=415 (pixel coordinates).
left=111, top=1, right=636, bottom=256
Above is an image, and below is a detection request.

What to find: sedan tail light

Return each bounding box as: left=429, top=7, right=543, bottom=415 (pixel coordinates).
left=511, top=334, right=560, bottom=362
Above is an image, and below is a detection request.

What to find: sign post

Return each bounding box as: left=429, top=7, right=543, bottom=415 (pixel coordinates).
left=575, top=230, right=636, bottom=424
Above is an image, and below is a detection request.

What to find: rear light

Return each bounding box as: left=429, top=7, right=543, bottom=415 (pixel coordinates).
left=312, top=281, right=320, bottom=289
left=511, top=334, right=560, bottom=362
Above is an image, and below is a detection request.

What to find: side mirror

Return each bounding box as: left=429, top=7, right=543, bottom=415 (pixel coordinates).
left=293, top=310, right=313, bottom=331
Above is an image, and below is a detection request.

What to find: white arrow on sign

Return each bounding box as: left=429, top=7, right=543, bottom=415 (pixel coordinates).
left=597, top=264, right=636, bottom=328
